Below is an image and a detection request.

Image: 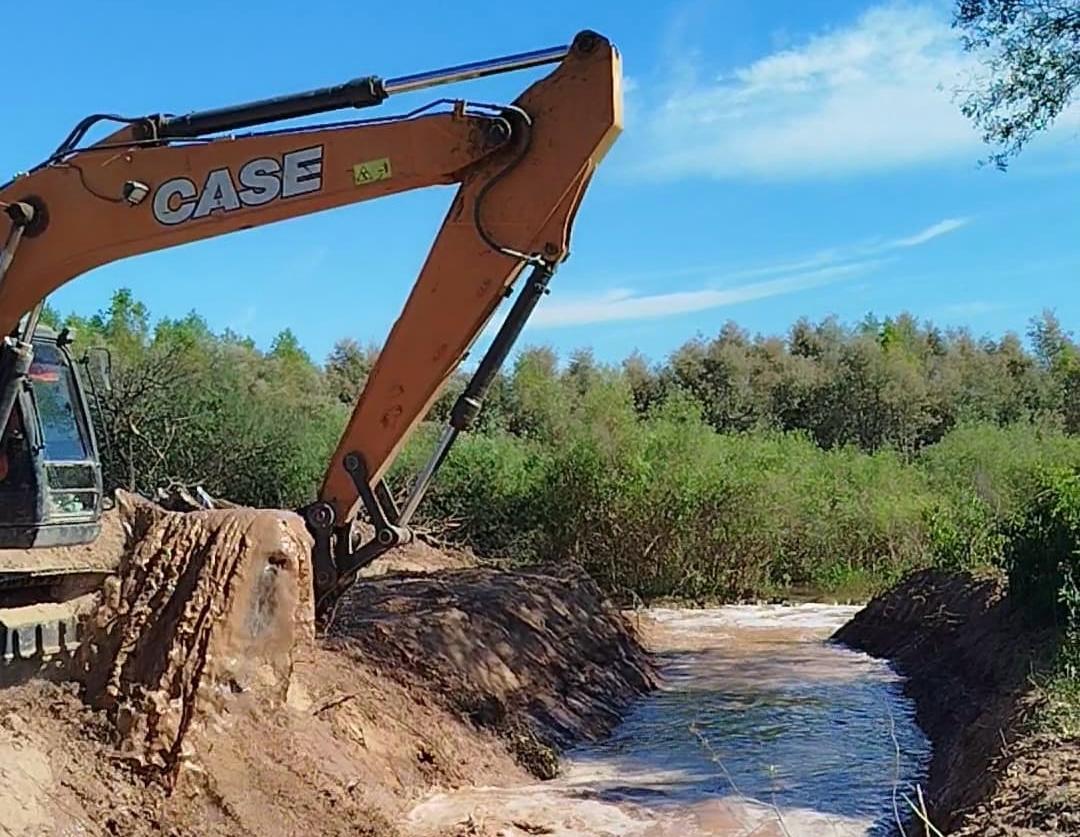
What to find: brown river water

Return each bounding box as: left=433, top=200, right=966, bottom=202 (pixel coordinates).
left=405, top=605, right=931, bottom=837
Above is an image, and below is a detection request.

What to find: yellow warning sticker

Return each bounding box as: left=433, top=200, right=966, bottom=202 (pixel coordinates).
left=353, top=158, right=393, bottom=185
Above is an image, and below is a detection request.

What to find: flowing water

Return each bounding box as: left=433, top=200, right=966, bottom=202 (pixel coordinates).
left=406, top=604, right=931, bottom=837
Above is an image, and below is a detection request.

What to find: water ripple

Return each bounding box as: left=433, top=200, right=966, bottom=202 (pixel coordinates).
left=563, top=607, right=931, bottom=835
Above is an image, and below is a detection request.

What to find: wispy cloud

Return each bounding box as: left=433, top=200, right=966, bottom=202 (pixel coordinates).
left=533, top=215, right=968, bottom=329
left=534, top=262, right=878, bottom=328
left=531, top=263, right=876, bottom=328
left=634, top=3, right=982, bottom=180
left=890, top=217, right=970, bottom=247
left=572, top=215, right=970, bottom=289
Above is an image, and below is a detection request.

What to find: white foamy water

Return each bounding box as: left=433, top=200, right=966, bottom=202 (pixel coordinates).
left=646, top=604, right=862, bottom=632
left=405, top=604, right=931, bottom=837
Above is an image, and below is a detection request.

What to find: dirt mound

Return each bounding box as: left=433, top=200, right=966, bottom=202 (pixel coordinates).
left=834, top=568, right=1079, bottom=834
left=0, top=646, right=520, bottom=836
left=359, top=529, right=476, bottom=578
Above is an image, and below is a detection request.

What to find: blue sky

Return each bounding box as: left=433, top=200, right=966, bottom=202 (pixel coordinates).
left=4, top=0, right=1078, bottom=366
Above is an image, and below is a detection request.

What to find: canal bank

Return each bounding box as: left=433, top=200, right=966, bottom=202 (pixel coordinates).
left=835, top=568, right=1080, bottom=835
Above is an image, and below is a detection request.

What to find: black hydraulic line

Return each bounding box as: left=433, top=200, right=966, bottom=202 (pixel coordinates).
left=0, top=340, right=32, bottom=443
left=396, top=260, right=555, bottom=525
left=52, top=114, right=149, bottom=158
left=0, top=203, right=37, bottom=441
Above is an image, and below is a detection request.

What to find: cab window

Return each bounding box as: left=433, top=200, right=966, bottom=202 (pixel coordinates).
left=27, top=344, right=91, bottom=462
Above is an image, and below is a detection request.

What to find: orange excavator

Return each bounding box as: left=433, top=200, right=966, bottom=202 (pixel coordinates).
left=0, top=31, right=622, bottom=623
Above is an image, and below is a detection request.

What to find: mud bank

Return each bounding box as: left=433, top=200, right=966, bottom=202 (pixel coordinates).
left=0, top=503, right=653, bottom=836
left=835, top=569, right=1080, bottom=835
left=327, top=564, right=656, bottom=778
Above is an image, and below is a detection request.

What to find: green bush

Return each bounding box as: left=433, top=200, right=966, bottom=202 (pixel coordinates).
left=1004, top=469, right=1080, bottom=634
left=999, top=468, right=1080, bottom=734
left=408, top=415, right=1080, bottom=605
left=409, top=392, right=937, bottom=601
left=391, top=427, right=551, bottom=557
left=921, top=423, right=1080, bottom=520
left=919, top=424, right=1080, bottom=570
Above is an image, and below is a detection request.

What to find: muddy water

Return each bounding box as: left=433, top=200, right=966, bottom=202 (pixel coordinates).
left=406, top=605, right=931, bottom=837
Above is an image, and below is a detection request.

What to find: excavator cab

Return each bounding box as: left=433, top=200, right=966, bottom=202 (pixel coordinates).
left=0, top=326, right=102, bottom=549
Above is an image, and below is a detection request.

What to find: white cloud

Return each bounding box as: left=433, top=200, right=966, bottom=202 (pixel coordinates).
left=533, top=214, right=968, bottom=329
left=533, top=262, right=876, bottom=328
left=637, top=3, right=984, bottom=179
left=890, top=217, right=970, bottom=247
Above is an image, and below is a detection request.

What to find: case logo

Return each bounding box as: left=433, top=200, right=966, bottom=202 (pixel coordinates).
left=152, top=146, right=323, bottom=226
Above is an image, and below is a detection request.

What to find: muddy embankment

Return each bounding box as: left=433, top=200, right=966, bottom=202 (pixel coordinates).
left=0, top=497, right=653, bottom=837
left=835, top=569, right=1080, bottom=835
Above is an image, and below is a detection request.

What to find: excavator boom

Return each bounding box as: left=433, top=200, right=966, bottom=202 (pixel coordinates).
left=0, top=31, right=621, bottom=609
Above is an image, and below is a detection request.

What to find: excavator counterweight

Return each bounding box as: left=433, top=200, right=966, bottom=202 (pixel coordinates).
left=0, top=31, right=622, bottom=634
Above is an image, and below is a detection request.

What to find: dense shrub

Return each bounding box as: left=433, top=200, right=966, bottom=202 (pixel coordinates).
left=919, top=424, right=1080, bottom=569
left=1004, top=470, right=1080, bottom=634
left=999, top=468, right=1080, bottom=732
left=408, top=392, right=936, bottom=601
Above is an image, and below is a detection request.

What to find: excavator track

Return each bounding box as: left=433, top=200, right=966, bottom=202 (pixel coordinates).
left=0, top=512, right=124, bottom=686
left=0, top=593, right=97, bottom=685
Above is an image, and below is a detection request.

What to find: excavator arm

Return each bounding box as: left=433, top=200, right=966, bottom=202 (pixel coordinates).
left=0, top=31, right=621, bottom=609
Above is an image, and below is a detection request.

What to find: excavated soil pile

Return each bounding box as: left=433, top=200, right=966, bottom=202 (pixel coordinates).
left=834, top=568, right=1080, bottom=835
left=80, top=493, right=315, bottom=774
left=0, top=642, right=515, bottom=836
left=326, top=564, right=657, bottom=779
left=0, top=501, right=653, bottom=836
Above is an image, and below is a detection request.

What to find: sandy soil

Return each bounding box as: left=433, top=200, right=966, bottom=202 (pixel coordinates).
left=0, top=501, right=652, bottom=837
left=835, top=568, right=1080, bottom=835
left=359, top=531, right=477, bottom=578
left=0, top=646, right=520, bottom=836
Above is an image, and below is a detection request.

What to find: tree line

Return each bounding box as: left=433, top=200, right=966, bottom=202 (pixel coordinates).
left=44, top=291, right=1080, bottom=510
